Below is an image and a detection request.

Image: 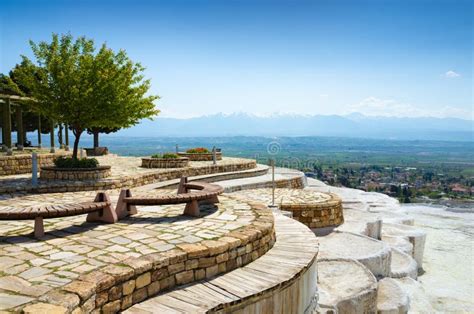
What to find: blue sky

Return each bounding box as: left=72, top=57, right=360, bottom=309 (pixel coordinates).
left=1, top=0, right=472, bottom=119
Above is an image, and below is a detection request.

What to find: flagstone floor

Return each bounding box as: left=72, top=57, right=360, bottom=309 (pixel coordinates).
left=0, top=193, right=257, bottom=311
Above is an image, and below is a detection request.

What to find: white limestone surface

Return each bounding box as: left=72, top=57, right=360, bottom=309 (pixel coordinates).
left=377, top=278, right=410, bottom=314
left=317, top=258, right=377, bottom=313
left=317, top=231, right=391, bottom=278
left=389, top=248, right=418, bottom=280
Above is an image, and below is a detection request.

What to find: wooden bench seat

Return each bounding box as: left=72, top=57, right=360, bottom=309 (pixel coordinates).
left=0, top=192, right=117, bottom=238
left=116, top=177, right=224, bottom=218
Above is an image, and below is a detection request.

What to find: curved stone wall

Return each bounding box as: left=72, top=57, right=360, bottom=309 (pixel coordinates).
left=15, top=202, right=275, bottom=313
left=281, top=193, right=344, bottom=228
left=40, top=166, right=112, bottom=180
left=0, top=152, right=71, bottom=176
left=141, top=157, right=189, bottom=168
left=178, top=152, right=222, bottom=161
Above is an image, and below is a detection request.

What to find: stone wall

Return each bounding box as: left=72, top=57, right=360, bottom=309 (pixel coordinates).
left=0, top=159, right=257, bottom=194
left=141, top=157, right=189, bottom=168
left=19, top=206, right=275, bottom=313
left=0, top=152, right=71, bottom=176
left=40, top=166, right=112, bottom=181
left=224, top=174, right=306, bottom=192
left=282, top=193, right=344, bottom=228
left=178, top=152, right=222, bottom=161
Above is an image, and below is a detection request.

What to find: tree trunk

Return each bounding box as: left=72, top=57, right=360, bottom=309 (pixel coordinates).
left=93, top=130, right=99, bottom=148
left=72, top=129, right=83, bottom=160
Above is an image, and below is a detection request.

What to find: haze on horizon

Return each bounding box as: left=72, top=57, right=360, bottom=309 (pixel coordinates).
left=1, top=0, right=472, bottom=120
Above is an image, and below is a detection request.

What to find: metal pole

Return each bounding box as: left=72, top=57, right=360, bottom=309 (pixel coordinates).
left=175, top=144, right=179, bottom=154
left=32, top=152, right=38, bottom=187
left=212, top=146, right=217, bottom=165
left=271, top=159, right=275, bottom=207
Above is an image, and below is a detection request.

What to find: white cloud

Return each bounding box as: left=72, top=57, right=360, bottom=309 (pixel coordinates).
left=347, top=96, right=472, bottom=119
left=444, top=70, right=460, bottom=78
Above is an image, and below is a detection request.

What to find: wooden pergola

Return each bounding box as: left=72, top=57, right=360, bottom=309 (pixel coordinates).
left=0, top=94, right=69, bottom=153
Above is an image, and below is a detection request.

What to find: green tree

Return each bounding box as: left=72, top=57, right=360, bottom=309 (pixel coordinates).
left=16, top=33, right=159, bottom=159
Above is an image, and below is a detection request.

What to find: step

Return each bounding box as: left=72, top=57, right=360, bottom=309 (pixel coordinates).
left=390, top=248, right=418, bottom=280
left=124, top=214, right=319, bottom=313
left=317, top=258, right=377, bottom=313
left=335, top=206, right=383, bottom=239
left=382, top=223, right=426, bottom=272
left=317, top=231, right=391, bottom=278
left=381, top=235, right=414, bottom=256
left=376, top=278, right=410, bottom=314
left=138, top=164, right=270, bottom=191
left=218, top=167, right=306, bottom=192
left=393, top=277, right=433, bottom=313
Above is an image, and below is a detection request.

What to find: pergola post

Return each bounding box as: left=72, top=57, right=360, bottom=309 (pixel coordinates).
left=58, top=124, right=64, bottom=149
left=3, top=98, right=12, bottom=153
left=37, top=116, right=42, bottom=148
left=16, top=106, right=24, bottom=150
left=50, top=120, right=55, bottom=153
left=64, top=123, right=69, bottom=151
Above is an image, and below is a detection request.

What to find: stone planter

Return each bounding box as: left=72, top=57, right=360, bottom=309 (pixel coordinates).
left=85, top=147, right=109, bottom=156
left=141, top=157, right=189, bottom=168
left=40, top=166, right=111, bottom=180
left=178, top=152, right=222, bottom=161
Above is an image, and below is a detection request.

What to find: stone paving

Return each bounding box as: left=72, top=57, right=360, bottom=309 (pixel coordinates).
left=0, top=156, right=256, bottom=194
left=0, top=192, right=259, bottom=311
left=229, top=187, right=332, bottom=205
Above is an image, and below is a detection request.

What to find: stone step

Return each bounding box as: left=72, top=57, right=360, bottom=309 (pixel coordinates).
left=393, top=277, right=433, bottom=313
left=376, top=278, right=410, bottom=314
left=316, top=258, right=377, bottom=313
left=138, top=164, right=270, bottom=191
left=390, top=248, right=418, bottom=280
left=382, top=223, right=426, bottom=272
left=218, top=167, right=306, bottom=192
left=317, top=231, right=391, bottom=278
left=124, top=214, right=319, bottom=313
left=381, top=235, right=414, bottom=256
left=334, top=206, right=383, bottom=240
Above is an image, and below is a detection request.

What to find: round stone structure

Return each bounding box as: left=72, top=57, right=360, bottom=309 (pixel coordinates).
left=141, top=157, right=189, bottom=168
left=279, top=191, right=343, bottom=228
left=40, top=165, right=112, bottom=180
left=228, top=188, right=344, bottom=229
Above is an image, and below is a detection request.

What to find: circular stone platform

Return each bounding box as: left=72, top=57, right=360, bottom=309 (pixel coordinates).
left=229, top=188, right=343, bottom=228
left=0, top=192, right=275, bottom=313
left=317, top=231, right=391, bottom=278
left=317, top=258, right=377, bottom=313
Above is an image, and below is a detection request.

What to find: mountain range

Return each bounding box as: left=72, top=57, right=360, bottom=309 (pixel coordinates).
left=114, top=113, right=473, bottom=141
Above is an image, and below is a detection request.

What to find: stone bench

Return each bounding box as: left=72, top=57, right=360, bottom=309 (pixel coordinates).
left=0, top=192, right=116, bottom=238
left=116, top=177, right=224, bottom=219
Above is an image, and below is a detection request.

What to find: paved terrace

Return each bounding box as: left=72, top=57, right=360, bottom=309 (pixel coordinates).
left=0, top=156, right=256, bottom=194
left=0, top=189, right=274, bottom=312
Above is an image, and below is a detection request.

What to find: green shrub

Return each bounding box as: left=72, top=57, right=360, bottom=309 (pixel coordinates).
left=151, top=153, right=179, bottom=159
left=54, top=156, right=99, bottom=169
left=186, top=147, right=210, bottom=154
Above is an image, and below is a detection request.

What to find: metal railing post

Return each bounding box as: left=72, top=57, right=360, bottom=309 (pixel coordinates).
left=32, top=152, right=38, bottom=187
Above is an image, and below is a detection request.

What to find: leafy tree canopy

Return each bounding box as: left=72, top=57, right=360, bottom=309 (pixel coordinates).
left=15, top=33, right=160, bottom=158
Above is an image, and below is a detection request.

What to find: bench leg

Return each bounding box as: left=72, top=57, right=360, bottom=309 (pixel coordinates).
left=87, top=192, right=118, bottom=223
left=183, top=200, right=200, bottom=217
left=115, top=189, right=137, bottom=220
left=34, top=217, right=44, bottom=238
left=177, top=176, right=188, bottom=194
